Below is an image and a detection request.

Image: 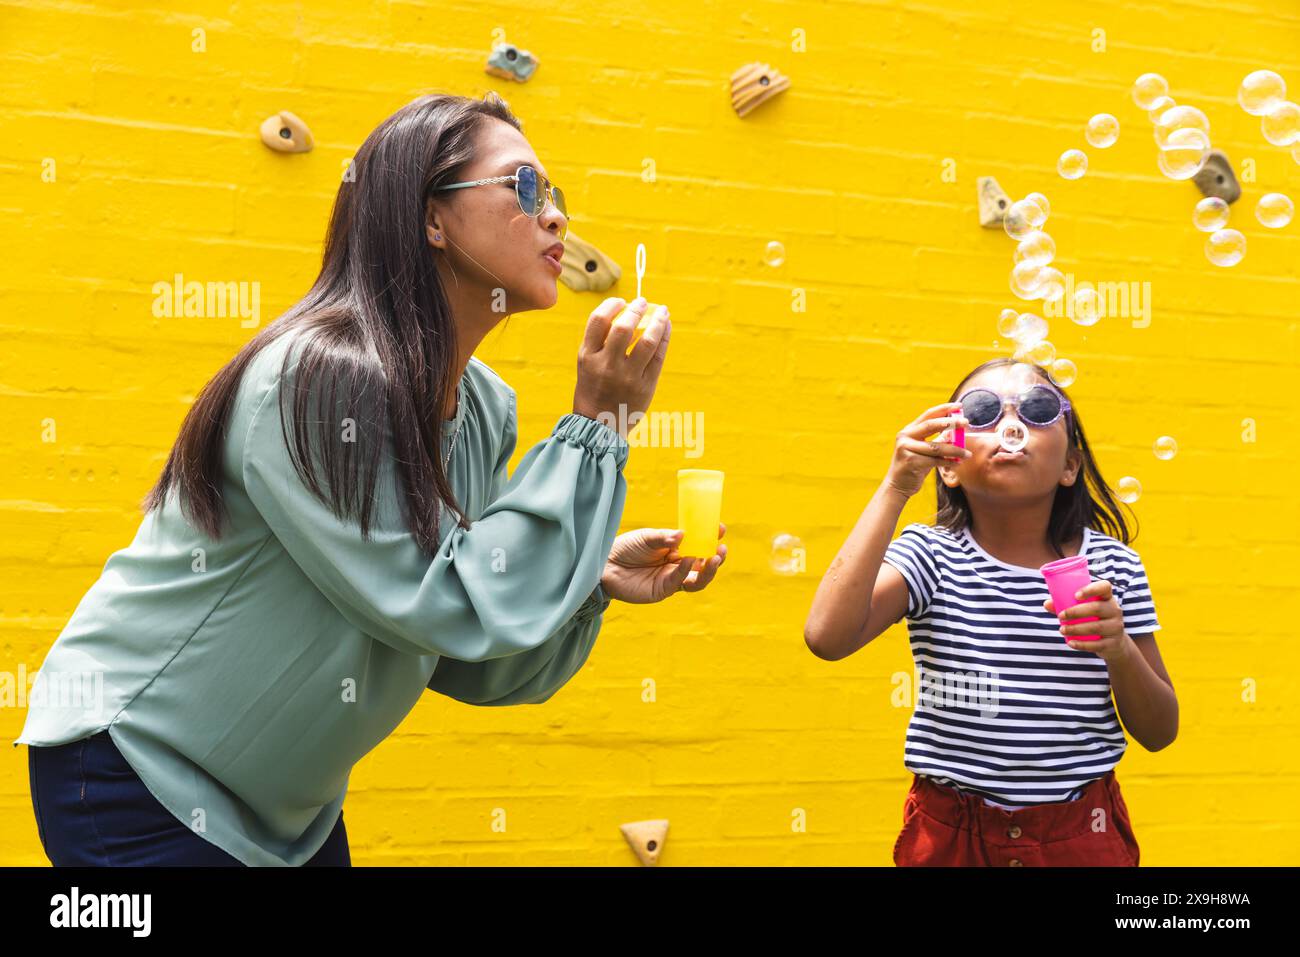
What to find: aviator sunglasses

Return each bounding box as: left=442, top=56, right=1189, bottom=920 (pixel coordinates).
left=958, top=384, right=1073, bottom=430
left=433, top=165, right=568, bottom=238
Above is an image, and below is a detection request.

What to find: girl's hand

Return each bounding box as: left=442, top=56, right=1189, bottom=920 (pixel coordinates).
left=885, top=402, right=972, bottom=499
left=600, top=524, right=727, bottom=604
left=1044, top=579, right=1135, bottom=663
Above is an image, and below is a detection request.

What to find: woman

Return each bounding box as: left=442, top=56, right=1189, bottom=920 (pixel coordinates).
left=16, top=92, right=727, bottom=866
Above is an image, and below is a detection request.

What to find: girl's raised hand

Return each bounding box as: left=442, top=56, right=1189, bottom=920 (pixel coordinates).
left=885, top=402, right=972, bottom=498
left=1044, top=579, right=1135, bottom=662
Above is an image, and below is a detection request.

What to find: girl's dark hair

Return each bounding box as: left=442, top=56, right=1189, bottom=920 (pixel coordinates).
left=935, top=357, right=1136, bottom=557
left=141, top=91, right=523, bottom=553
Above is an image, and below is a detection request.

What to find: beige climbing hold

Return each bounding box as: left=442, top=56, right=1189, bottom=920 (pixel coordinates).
left=1192, top=150, right=1241, bottom=205
left=559, top=231, right=621, bottom=292
left=260, top=111, right=313, bottom=153
left=730, top=63, right=790, bottom=118
left=620, top=818, right=669, bottom=866
left=977, top=176, right=1012, bottom=228
left=485, top=42, right=538, bottom=83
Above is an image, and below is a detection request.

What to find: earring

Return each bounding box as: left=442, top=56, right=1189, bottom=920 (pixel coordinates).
left=434, top=232, right=442, bottom=240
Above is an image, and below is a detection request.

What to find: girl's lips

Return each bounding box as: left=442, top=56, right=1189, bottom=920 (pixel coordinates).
left=992, top=449, right=1027, bottom=461
left=542, top=252, right=563, bottom=274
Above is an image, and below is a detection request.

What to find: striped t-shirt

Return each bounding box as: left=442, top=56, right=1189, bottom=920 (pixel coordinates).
left=882, top=521, right=1161, bottom=808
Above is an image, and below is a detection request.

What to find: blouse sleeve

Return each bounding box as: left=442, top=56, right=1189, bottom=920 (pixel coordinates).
left=1113, top=548, right=1162, bottom=636
left=424, top=583, right=610, bottom=705
left=241, top=365, right=628, bottom=662
left=881, top=523, right=940, bottom=620
left=425, top=390, right=616, bottom=706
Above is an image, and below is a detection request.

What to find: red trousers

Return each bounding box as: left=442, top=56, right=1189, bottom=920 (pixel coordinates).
left=893, top=770, right=1140, bottom=866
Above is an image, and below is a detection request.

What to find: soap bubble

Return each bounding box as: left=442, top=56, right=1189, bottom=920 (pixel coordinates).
left=1193, top=196, right=1230, bottom=232
left=1019, top=198, right=1049, bottom=227
left=1157, top=127, right=1210, bottom=180
left=1132, top=73, right=1169, bottom=110
left=1004, top=198, right=1047, bottom=239
left=1239, top=70, right=1287, bottom=116
left=997, top=308, right=1021, bottom=337
left=1020, top=339, right=1056, bottom=366
left=1049, top=358, right=1077, bottom=387
left=1058, top=149, right=1088, bottom=180
left=1261, top=101, right=1300, bottom=146
left=763, top=240, right=785, bottom=266
left=1085, top=113, right=1120, bottom=148
left=1116, top=476, right=1142, bottom=504
left=1153, top=436, right=1178, bottom=461
left=1012, top=312, right=1048, bottom=345
left=998, top=419, right=1028, bottom=452
left=1205, top=228, right=1246, bottom=267
left=1153, top=104, right=1210, bottom=147
left=1034, top=266, right=1065, bottom=303
left=770, top=533, right=806, bottom=575
left=1145, top=96, right=1176, bottom=122
left=1256, top=193, right=1294, bottom=228
left=1025, top=192, right=1051, bottom=219
left=1003, top=213, right=1034, bottom=242
left=1072, top=284, right=1102, bottom=326
left=1014, top=230, right=1056, bottom=268
left=1011, top=261, right=1047, bottom=299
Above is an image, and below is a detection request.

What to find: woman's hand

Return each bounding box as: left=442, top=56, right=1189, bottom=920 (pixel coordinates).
left=885, top=402, right=972, bottom=498
left=600, top=524, right=727, bottom=604
left=1044, top=579, right=1136, bottom=663
left=573, top=297, right=670, bottom=433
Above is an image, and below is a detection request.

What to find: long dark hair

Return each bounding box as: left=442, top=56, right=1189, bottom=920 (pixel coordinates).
left=935, top=357, right=1136, bottom=557
left=141, top=91, right=522, bottom=552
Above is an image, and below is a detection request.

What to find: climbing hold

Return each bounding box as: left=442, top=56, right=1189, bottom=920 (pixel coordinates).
left=1191, top=150, right=1241, bottom=204
left=485, top=42, right=538, bottom=83
left=977, top=176, right=1013, bottom=228
left=619, top=818, right=669, bottom=866
left=558, top=231, right=621, bottom=292
left=259, top=111, right=313, bottom=153
left=730, top=63, right=790, bottom=118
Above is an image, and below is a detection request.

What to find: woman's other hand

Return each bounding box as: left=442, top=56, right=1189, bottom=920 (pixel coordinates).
left=600, top=523, right=727, bottom=604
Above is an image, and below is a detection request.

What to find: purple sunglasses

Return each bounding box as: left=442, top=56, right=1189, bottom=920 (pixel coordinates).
left=957, top=383, right=1073, bottom=430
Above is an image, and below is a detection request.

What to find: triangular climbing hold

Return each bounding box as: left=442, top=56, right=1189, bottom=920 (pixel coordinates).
left=619, top=819, right=669, bottom=866
left=977, top=176, right=1012, bottom=228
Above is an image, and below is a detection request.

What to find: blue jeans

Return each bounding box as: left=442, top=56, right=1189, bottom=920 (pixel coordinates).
left=27, top=728, right=350, bottom=866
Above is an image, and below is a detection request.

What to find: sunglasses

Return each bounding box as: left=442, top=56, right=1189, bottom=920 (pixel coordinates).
left=958, top=384, right=1072, bottom=430
left=433, top=165, right=567, bottom=237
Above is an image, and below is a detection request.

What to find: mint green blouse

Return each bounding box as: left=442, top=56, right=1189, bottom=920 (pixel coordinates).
left=14, top=327, right=629, bottom=865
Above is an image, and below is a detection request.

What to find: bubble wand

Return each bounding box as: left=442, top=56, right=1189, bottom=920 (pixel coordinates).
left=635, top=242, right=646, bottom=300
left=618, top=242, right=665, bottom=352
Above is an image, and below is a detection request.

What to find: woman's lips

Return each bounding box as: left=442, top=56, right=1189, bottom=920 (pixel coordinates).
left=542, top=252, right=563, bottom=274
left=992, top=448, right=1027, bottom=461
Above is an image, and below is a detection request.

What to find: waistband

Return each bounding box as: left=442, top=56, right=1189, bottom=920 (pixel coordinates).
left=911, top=771, right=1120, bottom=836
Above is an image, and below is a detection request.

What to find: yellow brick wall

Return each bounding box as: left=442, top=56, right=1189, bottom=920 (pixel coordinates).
left=2, top=0, right=1297, bottom=865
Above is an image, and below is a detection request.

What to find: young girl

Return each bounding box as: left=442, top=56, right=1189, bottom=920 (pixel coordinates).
left=804, top=357, right=1177, bottom=866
